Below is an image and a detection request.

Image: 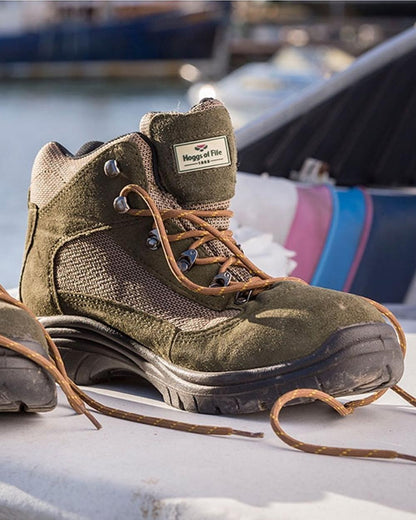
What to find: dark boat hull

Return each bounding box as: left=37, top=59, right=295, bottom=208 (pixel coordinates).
left=0, top=6, right=228, bottom=78
left=0, top=11, right=222, bottom=63
left=237, top=28, right=416, bottom=188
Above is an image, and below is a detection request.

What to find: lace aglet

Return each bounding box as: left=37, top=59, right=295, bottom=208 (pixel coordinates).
left=230, top=429, right=264, bottom=438
left=398, top=453, right=416, bottom=463
left=83, top=408, right=102, bottom=430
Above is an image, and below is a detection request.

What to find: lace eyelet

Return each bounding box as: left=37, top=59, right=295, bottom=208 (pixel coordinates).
left=234, top=290, right=252, bottom=304
left=104, top=159, right=121, bottom=178
left=113, top=196, right=130, bottom=214
left=177, top=249, right=198, bottom=272
left=210, top=271, right=232, bottom=288
left=146, top=229, right=161, bottom=250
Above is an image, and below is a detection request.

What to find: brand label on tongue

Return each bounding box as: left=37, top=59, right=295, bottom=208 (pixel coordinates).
left=173, top=136, right=231, bottom=173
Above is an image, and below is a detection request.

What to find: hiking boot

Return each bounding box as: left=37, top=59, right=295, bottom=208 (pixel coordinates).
left=20, top=99, right=404, bottom=414
left=0, top=286, right=56, bottom=412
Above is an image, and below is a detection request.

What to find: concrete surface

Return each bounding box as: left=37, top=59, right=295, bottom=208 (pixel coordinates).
left=1, top=335, right=415, bottom=520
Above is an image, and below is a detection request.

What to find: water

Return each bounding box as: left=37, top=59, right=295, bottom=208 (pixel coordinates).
left=0, top=79, right=189, bottom=288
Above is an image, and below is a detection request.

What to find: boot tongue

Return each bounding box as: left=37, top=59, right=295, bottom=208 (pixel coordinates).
left=139, top=99, right=237, bottom=208
left=140, top=99, right=250, bottom=283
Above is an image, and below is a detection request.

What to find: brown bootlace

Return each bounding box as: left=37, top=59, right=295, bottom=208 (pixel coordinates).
left=0, top=285, right=262, bottom=438
left=270, top=298, right=416, bottom=462
left=119, top=184, right=416, bottom=462
left=119, top=184, right=305, bottom=295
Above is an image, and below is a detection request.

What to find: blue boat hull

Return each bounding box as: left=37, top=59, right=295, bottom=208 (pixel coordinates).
left=0, top=11, right=223, bottom=63
left=284, top=184, right=416, bottom=303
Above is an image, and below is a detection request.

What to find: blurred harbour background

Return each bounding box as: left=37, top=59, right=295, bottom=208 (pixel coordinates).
left=1, top=0, right=416, bottom=289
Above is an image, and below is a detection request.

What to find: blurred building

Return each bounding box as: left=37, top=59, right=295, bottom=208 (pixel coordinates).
left=231, top=1, right=416, bottom=66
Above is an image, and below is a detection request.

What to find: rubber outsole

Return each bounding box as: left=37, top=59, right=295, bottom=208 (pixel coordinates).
left=40, top=315, right=404, bottom=415
left=0, top=346, right=57, bottom=412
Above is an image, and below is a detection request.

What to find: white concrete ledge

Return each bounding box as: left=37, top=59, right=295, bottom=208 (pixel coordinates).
left=1, top=335, right=415, bottom=519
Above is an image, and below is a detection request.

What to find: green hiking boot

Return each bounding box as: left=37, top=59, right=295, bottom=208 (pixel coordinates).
left=0, top=286, right=56, bottom=412
left=20, top=99, right=404, bottom=414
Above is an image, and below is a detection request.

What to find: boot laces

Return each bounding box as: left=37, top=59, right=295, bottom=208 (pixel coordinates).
left=118, top=183, right=304, bottom=296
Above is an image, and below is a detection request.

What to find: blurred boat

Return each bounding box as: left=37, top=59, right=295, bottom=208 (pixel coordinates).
left=0, top=1, right=230, bottom=79
left=233, top=27, right=416, bottom=303
left=188, top=45, right=354, bottom=128
left=233, top=173, right=416, bottom=304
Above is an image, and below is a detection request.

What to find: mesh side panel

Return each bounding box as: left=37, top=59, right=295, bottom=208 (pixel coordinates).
left=31, top=133, right=149, bottom=209
left=31, top=144, right=91, bottom=209
left=55, top=231, right=239, bottom=332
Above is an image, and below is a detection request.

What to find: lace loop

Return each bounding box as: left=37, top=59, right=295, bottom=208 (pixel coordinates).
left=270, top=388, right=416, bottom=462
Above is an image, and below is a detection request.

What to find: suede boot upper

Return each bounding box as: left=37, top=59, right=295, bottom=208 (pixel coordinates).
left=20, top=99, right=385, bottom=372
